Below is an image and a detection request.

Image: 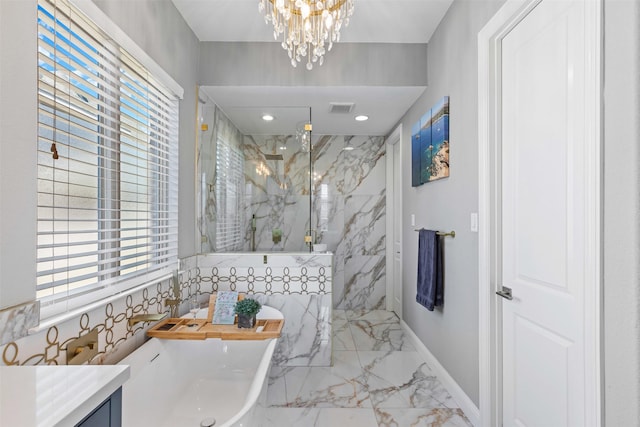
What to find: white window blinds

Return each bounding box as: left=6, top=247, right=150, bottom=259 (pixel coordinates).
left=215, top=136, right=245, bottom=251
left=36, top=0, right=179, bottom=313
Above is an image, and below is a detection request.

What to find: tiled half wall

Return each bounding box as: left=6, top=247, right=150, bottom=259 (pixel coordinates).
left=1, top=279, right=175, bottom=366
left=184, top=253, right=333, bottom=367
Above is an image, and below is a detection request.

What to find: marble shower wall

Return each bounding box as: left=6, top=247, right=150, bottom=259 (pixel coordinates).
left=196, top=106, right=387, bottom=310
left=243, top=135, right=311, bottom=252
left=242, top=134, right=387, bottom=310
left=312, top=135, right=387, bottom=310
left=197, top=106, right=312, bottom=253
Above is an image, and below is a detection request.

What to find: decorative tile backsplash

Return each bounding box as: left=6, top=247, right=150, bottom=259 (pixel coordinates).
left=193, top=253, right=332, bottom=294
left=1, top=279, right=175, bottom=366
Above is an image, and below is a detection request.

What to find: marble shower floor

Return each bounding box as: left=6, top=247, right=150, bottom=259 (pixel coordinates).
left=264, top=309, right=472, bottom=427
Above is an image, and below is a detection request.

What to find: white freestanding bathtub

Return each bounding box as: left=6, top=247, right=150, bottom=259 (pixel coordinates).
left=118, top=306, right=282, bottom=427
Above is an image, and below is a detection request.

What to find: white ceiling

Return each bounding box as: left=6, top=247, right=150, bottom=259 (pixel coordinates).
left=173, top=0, right=454, bottom=135
left=172, top=0, right=454, bottom=43
left=200, top=85, right=426, bottom=135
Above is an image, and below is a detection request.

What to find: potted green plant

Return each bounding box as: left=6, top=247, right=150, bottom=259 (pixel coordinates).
left=234, top=298, right=261, bottom=329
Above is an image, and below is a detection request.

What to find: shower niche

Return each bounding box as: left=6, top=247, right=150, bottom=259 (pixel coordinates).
left=196, top=89, right=313, bottom=253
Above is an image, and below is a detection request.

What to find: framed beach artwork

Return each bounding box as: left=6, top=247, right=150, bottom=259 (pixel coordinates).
left=411, top=96, right=450, bottom=186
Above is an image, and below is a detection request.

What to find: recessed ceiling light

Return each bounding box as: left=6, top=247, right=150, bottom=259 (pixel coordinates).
left=262, top=114, right=275, bottom=121
left=355, top=115, right=369, bottom=121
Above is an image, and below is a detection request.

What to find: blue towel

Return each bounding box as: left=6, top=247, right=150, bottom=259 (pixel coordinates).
left=416, top=229, right=443, bottom=311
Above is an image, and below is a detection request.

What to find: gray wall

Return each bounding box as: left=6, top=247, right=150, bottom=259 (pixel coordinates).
left=199, top=42, right=428, bottom=87
left=92, top=0, right=200, bottom=258
left=395, top=0, right=640, bottom=419
left=603, top=1, right=640, bottom=424
left=397, top=0, right=505, bottom=406
left=0, top=0, right=38, bottom=309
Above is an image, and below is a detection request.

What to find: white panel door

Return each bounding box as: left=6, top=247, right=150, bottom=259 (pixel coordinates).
left=392, top=140, right=402, bottom=318
left=500, top=1, right=587, bottom=425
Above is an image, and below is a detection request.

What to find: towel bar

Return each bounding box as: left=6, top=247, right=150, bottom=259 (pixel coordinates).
left=414, top=229, right=456, bottom=238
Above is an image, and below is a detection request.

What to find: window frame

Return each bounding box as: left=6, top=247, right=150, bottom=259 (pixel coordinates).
left=36, top=0, right=183, bottom=321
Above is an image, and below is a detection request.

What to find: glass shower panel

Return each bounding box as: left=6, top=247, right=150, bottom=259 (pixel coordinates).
left=196, top=93, right=312, bottom=253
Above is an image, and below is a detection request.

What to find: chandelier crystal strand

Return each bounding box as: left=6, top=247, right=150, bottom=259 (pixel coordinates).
left=259, top=0, right=354, bottom=69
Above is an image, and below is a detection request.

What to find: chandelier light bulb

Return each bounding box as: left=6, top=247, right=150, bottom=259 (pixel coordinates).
left=259, top=0, right=354, bottom=70
left=300, top=3, right=310, bottom=19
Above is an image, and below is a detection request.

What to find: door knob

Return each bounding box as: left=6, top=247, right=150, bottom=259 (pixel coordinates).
left=496, top=286, right=513, bottom=300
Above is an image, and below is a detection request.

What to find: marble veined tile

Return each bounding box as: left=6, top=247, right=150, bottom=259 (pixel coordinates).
left=331, top=244, right=346, bottom=309
left=358, top=351, right=456, bottom=410
left=263, top=408, right=378, bottom=427
left=267, top=366, right=290, bottom=407
left=284, top=351, right=370, bottom=408
left=339, top=255, right=386, bottom=311
left=343, top=136, right=386, bottom=196
left=334, top=136, right=386, bottom=196
left=0, top=301, right=40, bottom=345
left=333, top=309, right=348, bottom=323
left=358, top=350, right=433, bottom=387
left=350, top=319, right=415, bottom=352
left=312, top=193, right=344, bottom=251
left=346, top=309, right=399, bottom=324
left=344, top=192, right=386, bottom=257
left=374, top=408, right=472, bottom=427
left=258, top=294, right=332, bottom=367
left=333, top=319, right=356, bottom=351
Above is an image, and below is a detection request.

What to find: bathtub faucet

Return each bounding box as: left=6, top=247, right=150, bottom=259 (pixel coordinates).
left=251, top=214, right=257, bottom=251
left=128, top=313, right=167, bottom=327
left=165, top=298, right=180, bottom=317
left=165, top=270, right=181, bottom=317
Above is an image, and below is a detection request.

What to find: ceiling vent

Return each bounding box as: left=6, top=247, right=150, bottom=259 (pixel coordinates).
left=329, top=102, right=355, bottom=114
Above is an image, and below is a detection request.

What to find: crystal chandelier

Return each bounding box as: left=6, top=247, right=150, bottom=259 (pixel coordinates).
left=258, top=0, right=355, bottom=70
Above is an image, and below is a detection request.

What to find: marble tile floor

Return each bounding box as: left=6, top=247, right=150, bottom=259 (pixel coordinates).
left=264, top=309, right=472, bottom=427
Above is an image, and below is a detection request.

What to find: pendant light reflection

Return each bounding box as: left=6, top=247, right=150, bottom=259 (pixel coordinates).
left=343, top=135, right=354, bottom=151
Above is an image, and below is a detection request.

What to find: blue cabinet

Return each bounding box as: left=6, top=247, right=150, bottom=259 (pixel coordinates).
left=75, top=387, right=122, bottom=427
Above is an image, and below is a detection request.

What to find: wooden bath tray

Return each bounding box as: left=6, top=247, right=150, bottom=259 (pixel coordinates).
left=146, top=317, right=284, bottom=341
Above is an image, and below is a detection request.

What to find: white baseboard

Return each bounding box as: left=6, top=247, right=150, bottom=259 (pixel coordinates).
left=400, top=320, right=480, bottom=427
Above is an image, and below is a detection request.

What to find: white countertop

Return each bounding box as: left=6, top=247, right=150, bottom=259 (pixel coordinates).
left=0, top=365, right=130, bottom=427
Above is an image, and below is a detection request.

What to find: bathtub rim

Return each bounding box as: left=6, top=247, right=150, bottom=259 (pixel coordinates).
left=221, top=337, right=277, bottom=426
